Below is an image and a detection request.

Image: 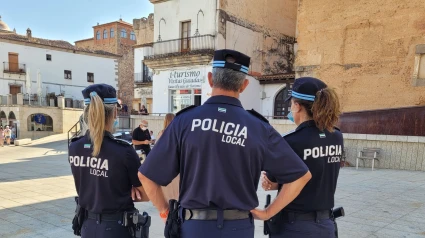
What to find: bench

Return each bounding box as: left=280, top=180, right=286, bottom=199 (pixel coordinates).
left=356, top=147, right=382, bottom=171
left=14, top=138, right=32, bottom=146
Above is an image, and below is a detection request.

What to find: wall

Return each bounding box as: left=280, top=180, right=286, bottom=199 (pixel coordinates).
left=0, top=42, right=117, bottom=100
left=153, top=0, right=217, bottom=42
left=133, top=14, right=155, bottom=45
left=219, top=0, right=297, bottom=38
left=295, top=0, right=425, bottom=112
left=75, top=39, right=94, bottom=50
left=117, top=45, right=135, bottom=110
left=261, top=83, right=287, bottom=117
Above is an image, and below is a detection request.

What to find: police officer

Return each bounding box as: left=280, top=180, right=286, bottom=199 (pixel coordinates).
left=137, top=49, right=312, bottom=238
left=262, top=77, right=343, bottom=238
left=69, top=84, right=149, bottom=238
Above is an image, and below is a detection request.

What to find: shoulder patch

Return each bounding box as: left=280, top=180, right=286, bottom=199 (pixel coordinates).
left=282, top=129, right=297, bottom=137
left=246, top=109, right=269, bottom=123
left=70, top=135, right=83, bottom=143
left=176, top=105, right=197, bottom=116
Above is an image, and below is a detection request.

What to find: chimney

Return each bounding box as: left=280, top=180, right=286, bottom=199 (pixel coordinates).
left=13, top=28, right=16, bottom=33
left=26, top=28, right=32, bottom=39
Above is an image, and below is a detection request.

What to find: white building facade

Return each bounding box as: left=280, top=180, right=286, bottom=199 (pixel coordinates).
left=136, top=0, right=297, bottom=118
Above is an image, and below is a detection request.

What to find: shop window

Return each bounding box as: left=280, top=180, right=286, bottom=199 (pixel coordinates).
left=274, top=84, right=292, bottom=119
left=28, top=114, right=53, bottom=131
left=170, top=89, right=202, bottom=113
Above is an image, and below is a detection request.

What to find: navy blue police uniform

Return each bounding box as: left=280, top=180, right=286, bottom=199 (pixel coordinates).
left=266, top=77, right=344, bottom=238
left=69, top=84, right=143, bottom=238
left=138, top=50, right=309, bottom=238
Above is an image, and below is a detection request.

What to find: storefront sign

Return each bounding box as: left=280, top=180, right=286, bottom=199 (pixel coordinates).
left=168, top=69, right=204, bottom=89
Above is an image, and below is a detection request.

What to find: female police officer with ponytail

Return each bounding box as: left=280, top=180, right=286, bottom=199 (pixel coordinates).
left=69, top=84, right=148, bottom=238
left=262, top=77, right=343, bottom=238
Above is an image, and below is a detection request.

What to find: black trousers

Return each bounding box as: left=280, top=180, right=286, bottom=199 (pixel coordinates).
left=81, top=218, right=132, bottom=238
left=270, top=218, right=336, bottom=238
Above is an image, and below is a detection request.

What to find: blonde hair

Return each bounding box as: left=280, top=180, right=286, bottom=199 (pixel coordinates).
left=163, top=113, right=175, bottom=130
left=84, top=94, right=116, bottom=157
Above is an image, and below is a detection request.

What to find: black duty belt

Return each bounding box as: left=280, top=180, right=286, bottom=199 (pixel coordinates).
left=281, top=210, right=331, bottom=222
left=183, top=209, right=250, bottom=221
left=87, top=211, right=124, bottom=222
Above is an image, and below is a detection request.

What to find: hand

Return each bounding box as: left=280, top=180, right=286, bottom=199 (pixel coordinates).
left=261, top=172, right=278, bottom=191
left=144, top=140, right=150, bottom=145
left=131, top=187, right=142, bottom=201
left=250, top=208, right=271, bottom=220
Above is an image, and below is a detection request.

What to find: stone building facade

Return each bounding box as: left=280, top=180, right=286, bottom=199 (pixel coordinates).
left=133, top=14, right=155, bottom=46
left=75, top=19, right=137, bottom=111
left=295, top=0, right=425, bottom=112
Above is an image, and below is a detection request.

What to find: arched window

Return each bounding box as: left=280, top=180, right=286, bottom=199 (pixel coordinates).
left=130, top=31, right=136, bottom=40
left=96, top=31, right=100, bottom=40
left=103, top=29, right=108, bottom=39
left=28, top=114, right=53, bottom=131
left=0, top=111, right=6, bottom=120
left=121, top=29, right=127, bottom=38
left=274, top=83, right=293, bottom=119
left=8, top=111, right=16, bottom=120
left=110, top=28, right=115, bottom=37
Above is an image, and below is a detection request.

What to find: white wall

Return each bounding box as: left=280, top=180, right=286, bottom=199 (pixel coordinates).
left=153, top=0, right=217, bottom=41
left=261, top=83, right=287, bottom=117
left=239, top=76, right=261, bottom=112
left=0, top=42, right=117, bottom=100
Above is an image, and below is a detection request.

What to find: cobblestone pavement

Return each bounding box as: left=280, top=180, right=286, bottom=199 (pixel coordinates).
left=0, top=135, right=424, bottom=238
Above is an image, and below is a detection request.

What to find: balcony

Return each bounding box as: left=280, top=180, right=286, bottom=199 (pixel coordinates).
left=134, top=72, right=152, bottom=86
left=3, top=62, right=26, bottom=74
left=143, top=34, right=215, bottom=69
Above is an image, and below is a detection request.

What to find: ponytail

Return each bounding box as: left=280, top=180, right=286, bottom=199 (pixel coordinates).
left=311, top=87, right=341, bottom=132
left=87, top=94, right=106, bottom=157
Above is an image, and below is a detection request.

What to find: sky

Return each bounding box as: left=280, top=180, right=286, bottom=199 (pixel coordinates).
left=1, top=0, right=154, bottom=44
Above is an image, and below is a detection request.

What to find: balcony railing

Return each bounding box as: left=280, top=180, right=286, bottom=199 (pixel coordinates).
left=134, top=72, right=153, bottom=84
left=145, top=34, right=215, bottom=59
left=3, top=62, right=26, bottom=74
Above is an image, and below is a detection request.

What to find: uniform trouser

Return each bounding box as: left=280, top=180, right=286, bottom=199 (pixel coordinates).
left=81, top=218, right=132, bottom=238
left=181, top=216, right=254, bottom=238
left=270, top=218, right=336, bottom=238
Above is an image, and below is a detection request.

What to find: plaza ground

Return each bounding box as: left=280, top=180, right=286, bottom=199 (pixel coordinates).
left=0, top=135, right=424, bottom=238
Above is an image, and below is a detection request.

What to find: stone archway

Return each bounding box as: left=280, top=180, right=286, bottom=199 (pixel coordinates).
left=8, top=111, right=16, bottom=120
left=0, top=111, right=6, bottom=127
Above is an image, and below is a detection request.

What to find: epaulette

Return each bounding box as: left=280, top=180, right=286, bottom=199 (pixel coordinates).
left=70, top=136, right=83, bottom=143
left=112, top=138, right=132, bottom=146
left=246, top=109, right=269, bottom=123
left=176, top=105, right=197, bottom=116
left=282, top=129, right=297, bottom=137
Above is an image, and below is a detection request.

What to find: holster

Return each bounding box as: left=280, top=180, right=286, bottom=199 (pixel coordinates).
left=164, top=199, right=181, bottom=238
left=265, top=212, right=282, bottom=235
left=72, top=197, right=86, bottom=236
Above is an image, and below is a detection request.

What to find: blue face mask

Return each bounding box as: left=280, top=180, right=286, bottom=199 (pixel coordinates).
left=287, top=111, right=295, bottom=123
left=113, top=119, right=118, bottom=128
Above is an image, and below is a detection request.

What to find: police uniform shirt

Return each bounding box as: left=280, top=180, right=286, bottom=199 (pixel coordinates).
left=139, top=96, right=309, bottom=211
left=268, top=120, right=343, bottom=212
left=69, top=132, right=142, bottom=214
left=132, top=127, right=151, bottom=151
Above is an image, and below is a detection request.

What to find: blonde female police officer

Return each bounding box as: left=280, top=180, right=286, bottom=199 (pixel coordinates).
left=137, top=49, right=312, bottom=238
left=263, top=77, right=343, bottom=238
left=69, top=84, right=148, bottom=237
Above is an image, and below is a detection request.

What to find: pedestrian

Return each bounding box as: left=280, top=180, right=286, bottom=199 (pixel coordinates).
left=68, top=83, right=149, bottom=238
left=262, top=77, right=343, bottom=238
left=0, top=126, right=4, bottom=147
left=156, top=113, right=175, bottom=141
left=4, top=126, right=11, bottom=145
left=140, top=105, right=148, bottom=115
left=149, top=130, right=156, bottom=143
left=138, top=49, right=312, bottom=238
left=132, top=120, right=152, bottom=157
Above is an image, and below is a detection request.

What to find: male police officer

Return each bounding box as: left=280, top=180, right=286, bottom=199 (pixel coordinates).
left=138, top=49, right=312, bottom=238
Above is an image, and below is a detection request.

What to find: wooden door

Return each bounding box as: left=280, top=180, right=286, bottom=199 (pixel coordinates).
left=10, top=85, right=21, bottom=95
left=8, top=53, right=19, bottom=72
left=181, top=21, right=191, bottom=52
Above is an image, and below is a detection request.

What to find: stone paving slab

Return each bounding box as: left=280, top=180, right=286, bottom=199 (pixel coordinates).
left=0, top=135, right=425, bottom=237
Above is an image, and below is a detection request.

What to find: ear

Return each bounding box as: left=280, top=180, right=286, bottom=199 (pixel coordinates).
left=208, top=72, right=213, bottom=87
left=291, top=100, right=301, bottom=113
left=239, top=78, right=249, bottom=93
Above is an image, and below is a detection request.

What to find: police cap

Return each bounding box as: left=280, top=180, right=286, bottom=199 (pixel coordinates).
left=212, top=49, right=250, bottom=74
left=286, top=77, right=327, bottom=102
left=82, top=83, right=121, bottom=107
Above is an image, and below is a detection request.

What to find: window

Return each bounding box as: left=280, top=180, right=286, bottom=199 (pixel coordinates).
left=64, top=70, right=72, bottom=79
left=274, top=83, right=293, bottom=119
left=87, top=72, right=94, bottom=83
left=181, top=21, right=191, bottom=52
left=110, top=28, right=115, bottom=37
left=130, top=31, right=136, bottom=40
left=28, top=114, right=53, bottom=131
left=96, top=31, right=100, bottom=40
left=46, top=54, right=52, bottom=61
left=103, top=29, right=108, bottom=39
left=8, top=52, right=19, bottom=72
left=121, top=29, right=127, bottom=38
left=170, top=89, right=201, bottom=113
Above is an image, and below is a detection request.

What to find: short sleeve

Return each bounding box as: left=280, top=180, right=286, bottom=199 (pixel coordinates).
left=132, top=128, right=139, bottom=140
left=138, top=120, right=180, bottom=186
left=125, top=147, right=142, bottom=187
left=263, top=126, right=308, bottom=184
